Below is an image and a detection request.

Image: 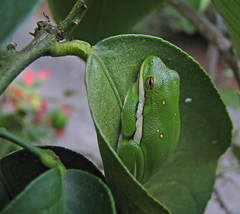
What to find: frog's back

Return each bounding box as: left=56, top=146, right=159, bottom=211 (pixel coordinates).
left=141, top=56, right=180, bottom=182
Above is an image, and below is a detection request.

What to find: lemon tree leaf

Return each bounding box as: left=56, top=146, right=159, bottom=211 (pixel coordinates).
left=85, top=34, right=232, bottom=213
left=47, top=0, right=165, bottom=44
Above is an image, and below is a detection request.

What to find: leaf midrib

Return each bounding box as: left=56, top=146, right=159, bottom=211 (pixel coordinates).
left=91, top=51, right=123, bottom=108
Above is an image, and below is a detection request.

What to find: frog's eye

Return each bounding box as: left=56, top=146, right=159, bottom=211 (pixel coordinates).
left=145, top=77, right=154, bottom=90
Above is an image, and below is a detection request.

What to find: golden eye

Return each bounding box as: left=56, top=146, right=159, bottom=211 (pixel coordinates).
left=145, top=77, right=154, bottom=90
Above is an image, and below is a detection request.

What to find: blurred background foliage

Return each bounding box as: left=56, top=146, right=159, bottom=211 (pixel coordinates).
left=0, top=69, right=72, bottom=158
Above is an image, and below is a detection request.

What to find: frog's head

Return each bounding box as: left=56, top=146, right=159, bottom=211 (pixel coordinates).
left=140, top=55, right=180, bottom=108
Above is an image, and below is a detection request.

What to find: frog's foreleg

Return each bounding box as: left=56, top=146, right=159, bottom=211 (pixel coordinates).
left=118, top=83, right=144, bottom=180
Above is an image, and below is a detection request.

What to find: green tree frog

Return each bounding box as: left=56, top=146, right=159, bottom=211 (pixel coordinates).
left=118, top=55, right=180, bottom=183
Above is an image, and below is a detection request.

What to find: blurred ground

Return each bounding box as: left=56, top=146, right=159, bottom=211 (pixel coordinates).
left=7, top=4, right=240, bottom=214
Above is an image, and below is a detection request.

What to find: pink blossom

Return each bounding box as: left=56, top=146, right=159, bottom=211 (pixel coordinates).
left=9, top=87, right=24, bottom=97
left=11, top=99, right=18, bottom=108
left=34, top=113, right=44, bottom=123
left=23, top=70, right=34, bottom=86
left=62, top=104, right=72, bottom=116
left=55, top=129, right=65, bottom=138
left=40, top=100, right=48, bottom=112
left=37, top=69, right=50, bottom=80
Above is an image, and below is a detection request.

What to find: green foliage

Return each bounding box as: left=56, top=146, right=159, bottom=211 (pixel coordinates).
left=186, top=0, right=210, bottom=11
left=85, top=35, right=232, bottom=213
left=47, top=0, right=165, bottom=44
left=0, top=0, right=43, bottom=48
left=232, top=145, right=240, bottom=163
left=50, top=110, right=68, bottom=129
left=0, top=69, right=71, bottom=157
left=220, top=88, right=240, bottom=110
left=223, top=68, right=234, bottom=78
left=63, top=89, right=77, bottom=97
left=1, top=168, right=115, bottom=214
left=161, top=5, right=197, bottom=35
left=160, top=0, right=211, bottom=35
left=0, top=146, right=106, bottom=212
left=212, top=0, right=240, bottom=57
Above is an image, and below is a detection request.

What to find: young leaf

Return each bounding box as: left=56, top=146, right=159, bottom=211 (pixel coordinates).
left=0, top=0, right=43, bottom=48
left=47, top=0, right=165, bottom=44
left=85, top=34, right=232, bottom=213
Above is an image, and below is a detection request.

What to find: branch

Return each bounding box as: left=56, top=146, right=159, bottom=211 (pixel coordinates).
left=217, top=173, right=240, bottom=193
left=214, top=187, right=232, bottom=214
left=167, top=0, right=240, bottom=88
left=0, top=128, right=65, bottom=169
left=0, top=0, right=92, bottom=94
left=56, top=0, right=90, bottom=40
left=214, top=172, right=240, bottom=214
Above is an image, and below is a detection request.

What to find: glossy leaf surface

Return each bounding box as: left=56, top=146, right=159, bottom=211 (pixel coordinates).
left=85, top=34, right=232, bottom=213
left=1, top=168, right=115, bottom=214
left=47, top=0, right=165, bottom=44
left=0, top=146, right=104, bottom=211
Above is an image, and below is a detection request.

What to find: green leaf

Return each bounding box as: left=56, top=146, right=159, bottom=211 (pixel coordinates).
left=85, top=34, right=232, bottom=213
left=199, top=0, right=211, bottom=12
left=220, top=88, right=240, bottom=110
left=0, top=146, right=104, bottom=210
left=0, top=115, right=24, bottom=157
left=212, top=0, right=240, bottom=57
left=161, top=0, right=210, bottom=35
left=47, top=0, right=165, bottom=44
left=0, top=168, right=116, bottom=214
left=223, top=68, right=234, bottom=78
left=0, top=0, right=43, bottom=48
left=63, top=89, right=77, bottom=97
left=65, top=170, right=115, bottom=214
left=161, top=6, right=196, bottom=35
left=232, top=145, right=240, bottom=162
left=0, top=114, right=22, bottom=134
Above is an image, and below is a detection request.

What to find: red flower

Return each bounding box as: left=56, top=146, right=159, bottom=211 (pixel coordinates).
left=23, top=70, right=34, bottom=86
left=37, top=69, right=50, bottom=80
left=8, top=87, right=24, bottom=98
left=55, top=129, right=65, bottom=138
left=34, top=113, right=44, bottom=123
left=13, top=88, right=23, bottom=97
left=40, top=100, right=48, bottom=112
left=62, top=104, right=72, bottom=116
left=11, top=99, right=18, bottom=108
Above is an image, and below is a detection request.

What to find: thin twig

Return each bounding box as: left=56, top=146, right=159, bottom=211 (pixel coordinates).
left=217, top=172, right=240, bottom=193
left=0, top=128, right=65, bottom=169
left=214, top=187, right=232, bottom=214
left=206, top=44, right=218, bottom=80
left=0, top=0, right=92, bottom=94
left=205, top=5, right=219, bottom=79
left=56, top=0, right=91, bottom=40
left=167, top=0, right=240, bottom=88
